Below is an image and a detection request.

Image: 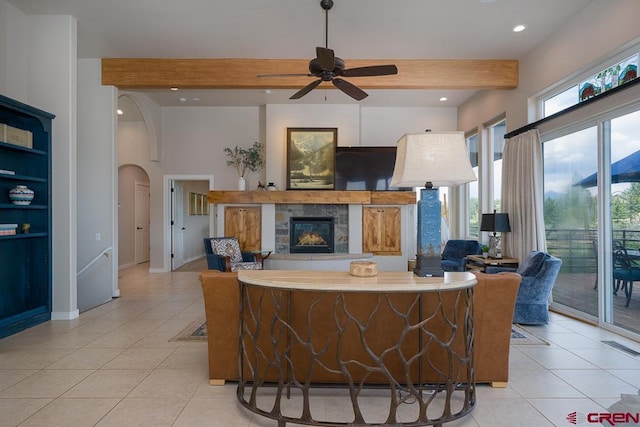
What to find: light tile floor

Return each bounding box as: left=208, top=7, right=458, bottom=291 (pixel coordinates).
left=2, top=263, right=640, bottom=426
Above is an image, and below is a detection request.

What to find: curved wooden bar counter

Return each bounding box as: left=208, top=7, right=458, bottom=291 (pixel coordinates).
left=237, top=270, right=477, bottom=427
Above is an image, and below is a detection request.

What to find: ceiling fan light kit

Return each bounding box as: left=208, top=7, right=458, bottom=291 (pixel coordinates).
left=260, top=0, right=398, bottom=101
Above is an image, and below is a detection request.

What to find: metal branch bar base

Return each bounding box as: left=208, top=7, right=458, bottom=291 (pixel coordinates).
left=237, top=271, right=477, bottom=427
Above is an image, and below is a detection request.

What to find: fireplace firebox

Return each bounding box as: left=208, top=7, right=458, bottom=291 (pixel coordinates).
left=290, top=217, right=334, bottom=253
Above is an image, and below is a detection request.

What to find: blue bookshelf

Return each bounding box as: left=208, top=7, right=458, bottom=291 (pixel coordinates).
left=0, top=94, right=54, bottom=339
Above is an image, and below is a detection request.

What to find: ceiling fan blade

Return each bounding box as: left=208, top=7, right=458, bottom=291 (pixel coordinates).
left=341, top=64, right=398, bottom=77
left=316, top=46, right=335, bottom=71
left=257, top=73, right=311, bottom=78
left=332, top=78, right=368, bottom=101
left=290, top=79, right=323, bottom=99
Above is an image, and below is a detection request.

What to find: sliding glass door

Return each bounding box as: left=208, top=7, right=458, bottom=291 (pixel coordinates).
left=544, top=108, right=640, bottom=334
left=609, top=110, right=640, bottom=333
left=544, top=126, right=598, bottom=318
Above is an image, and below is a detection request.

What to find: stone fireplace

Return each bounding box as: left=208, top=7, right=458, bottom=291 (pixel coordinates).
left=210, top=190, right=415, bottom=271
left=275, top=204, right=348, bottom=254
left=289, top=217, right=334, bottom=253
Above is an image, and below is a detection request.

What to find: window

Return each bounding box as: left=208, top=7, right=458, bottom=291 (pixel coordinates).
left=489, top=119, right=506, bottom=212
left=543, top=53, right=639, bottom=118
left=544, top=86, right=578, bottom=117
left=467, top=134, right=479, bottom=237
left=579, top=54, right=638, bottom=102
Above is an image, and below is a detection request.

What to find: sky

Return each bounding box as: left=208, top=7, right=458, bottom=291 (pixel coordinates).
left=543, top=109, right=640, bottom=196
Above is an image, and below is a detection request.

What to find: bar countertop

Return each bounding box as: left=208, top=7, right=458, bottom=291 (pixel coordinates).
left=237, top=270, right=476, bottom=292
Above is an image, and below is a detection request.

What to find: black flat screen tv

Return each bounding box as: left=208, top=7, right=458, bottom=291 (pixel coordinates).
left=334, top=146, right=410, bottom=191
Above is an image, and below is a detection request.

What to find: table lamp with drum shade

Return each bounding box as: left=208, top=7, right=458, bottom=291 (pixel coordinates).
left=480, top=210, right=511, bottom=258
left=391, top=132, right=477, bottom=276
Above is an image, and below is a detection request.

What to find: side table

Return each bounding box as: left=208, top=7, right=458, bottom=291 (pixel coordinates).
left=467, top=254, right=519, bottom=272
left=249, top=250, right=272, bottom=268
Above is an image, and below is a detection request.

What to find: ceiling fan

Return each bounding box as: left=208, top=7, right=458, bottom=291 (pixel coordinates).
left=258, top=0, right=398, bottom=101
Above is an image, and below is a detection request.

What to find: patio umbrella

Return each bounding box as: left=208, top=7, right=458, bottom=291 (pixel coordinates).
left=574, top=150, right=640, bottom=188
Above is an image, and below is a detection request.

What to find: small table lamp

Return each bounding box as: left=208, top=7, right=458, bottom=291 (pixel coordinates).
left=391, top=132, right=477, bottom=276
left=480, top=210, right=511, bottom=258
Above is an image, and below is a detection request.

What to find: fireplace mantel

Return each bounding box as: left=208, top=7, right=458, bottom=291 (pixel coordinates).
left=212, top=190, right=416, bottom=271
left=208, top=190, right=416, bottom=205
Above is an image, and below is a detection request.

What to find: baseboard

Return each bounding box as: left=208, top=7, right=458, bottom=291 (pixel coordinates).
left=51, top=309, right=80, bottom=320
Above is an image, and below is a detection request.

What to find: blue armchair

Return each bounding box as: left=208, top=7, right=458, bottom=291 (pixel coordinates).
left=486, top=251, right=562, bottom=325
left=203, top=237, right=263, bottom=272
left=441, top=240, right=482, bottom=272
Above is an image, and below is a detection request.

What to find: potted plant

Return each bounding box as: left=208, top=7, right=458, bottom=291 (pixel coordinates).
left=223, top=141, right=265, bottom=190
left=481, top=244, right=490, bottom=258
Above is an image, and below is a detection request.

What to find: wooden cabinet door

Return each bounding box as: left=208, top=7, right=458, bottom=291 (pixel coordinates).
left=224, top=206, right=261, bottom=251
left=362, top=207, right=401, bottom=255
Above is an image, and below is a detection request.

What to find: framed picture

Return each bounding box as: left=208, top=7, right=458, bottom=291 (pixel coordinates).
left=202, top=194, right=210, bottom=215
left=287, top=127, right=337, bottom=190
left=198, top=194, right=206, bottom=215
left=189, top=192, right=198, bottom=215
left=189, top=192, right=209, bottom=215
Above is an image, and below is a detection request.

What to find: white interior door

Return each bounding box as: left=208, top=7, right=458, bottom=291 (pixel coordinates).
left=171, top=180, right=186, bottom=270
left=134, top=182, right=150, bottom=264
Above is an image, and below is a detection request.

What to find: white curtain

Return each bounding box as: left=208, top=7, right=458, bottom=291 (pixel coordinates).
left=502, top=129, right=547, bottom=261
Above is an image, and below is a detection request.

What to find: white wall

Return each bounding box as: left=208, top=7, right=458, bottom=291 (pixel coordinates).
left=459, top=0, right=640, bottom=133
left=28, top=15, right=78, bottom=320
left=265, top=104, right=359, bottom=188
left=361, top=107, right=458, bottom=146
left=155, top=107, right=260, bottom=270
left=77, top=58, right=118, bottom=312
left=0, top=1, right=28, bottom=100
left=161, top=106, right=261, bottom=189
left=119, top=120, right=151, bottom=165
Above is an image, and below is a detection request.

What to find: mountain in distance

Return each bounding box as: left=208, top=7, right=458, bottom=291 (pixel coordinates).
left=295, top=136, right=331, bottom=154
left=545, top=190, right=563, bottom=200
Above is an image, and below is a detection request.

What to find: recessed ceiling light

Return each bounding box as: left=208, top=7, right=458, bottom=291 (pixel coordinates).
left=170, top=87, right=179, bottom=91
left=513, top=24, right=526, bottom=32
left=439, top=97, right=448, bottom=102
left=192, top=98, right=200, bottom=101
left=116, top=109, right=123, bottom=115
left=264, top=89, right=272, bottom=94
left=179, top=97, right=186, bottom=102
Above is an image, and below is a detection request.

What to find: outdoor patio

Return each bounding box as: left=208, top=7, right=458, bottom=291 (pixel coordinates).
left=552, top=271, right=640, bottom=335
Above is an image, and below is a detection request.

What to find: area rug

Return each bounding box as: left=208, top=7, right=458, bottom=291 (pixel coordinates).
left=511, top=324, right=548, bottom=345
left=169, top=319, right=208, bottom=342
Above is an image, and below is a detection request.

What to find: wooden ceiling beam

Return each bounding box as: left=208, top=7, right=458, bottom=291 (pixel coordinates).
left=102, top=58, right=518, bottom=90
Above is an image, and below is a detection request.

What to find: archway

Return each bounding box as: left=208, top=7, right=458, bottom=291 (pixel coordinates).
left=118, top=165, right=150, bottom=268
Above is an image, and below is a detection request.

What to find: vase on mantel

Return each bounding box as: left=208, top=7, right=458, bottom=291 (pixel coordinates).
left=238, top=177, right=246, bottom=191
left=9, top=185, right=34, bottom=206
